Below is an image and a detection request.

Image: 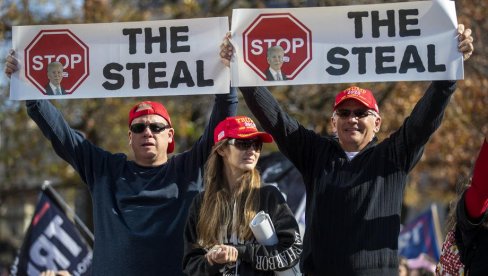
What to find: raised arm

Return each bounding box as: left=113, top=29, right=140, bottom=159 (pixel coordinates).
left=4, top=50, right=107, bottom=185
left=202, top=86, right=238, bottom=155
left=389, top=24, right=474, bottom=170
left=182, top=35, right=238, bottom=168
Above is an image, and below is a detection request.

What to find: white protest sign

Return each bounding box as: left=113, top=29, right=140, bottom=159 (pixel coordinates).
left=10, top=17, right=229, bottom=100
left=230, top=0, right=462, bottom=86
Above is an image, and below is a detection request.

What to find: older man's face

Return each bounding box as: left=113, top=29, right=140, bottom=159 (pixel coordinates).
left=47, top=65, right=63, bottom=86
left=331, top=99, right=381, bottom=152
left=267, top=50, right=284, bottom=71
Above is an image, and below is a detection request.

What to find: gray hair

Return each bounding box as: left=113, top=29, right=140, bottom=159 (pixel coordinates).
left=267, top=45, right=285, bottom=58
left=47, top=61, right=63, bottom=71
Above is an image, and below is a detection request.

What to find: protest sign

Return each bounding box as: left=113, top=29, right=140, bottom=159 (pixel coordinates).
left=10, top=17, right=229, bottom=100
left=231, top=0, right=462, bottom=86
left=10, top=191, right=92, bottom=276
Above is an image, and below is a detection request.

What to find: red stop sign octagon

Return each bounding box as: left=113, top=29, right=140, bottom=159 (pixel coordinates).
left=24, top=29, right=89, bottom=95
left=243, top=13, right=312, bottom=80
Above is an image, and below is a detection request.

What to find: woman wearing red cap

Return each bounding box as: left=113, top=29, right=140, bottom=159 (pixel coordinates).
left=183, top=116, right=302, bottom=276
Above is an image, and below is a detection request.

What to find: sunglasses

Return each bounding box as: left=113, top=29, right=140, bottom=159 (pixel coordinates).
left=130, top=123, right=170, bottom=134
left=335, top=109, right=375, bottom=119
left=228, top=139, right=263, bottom=152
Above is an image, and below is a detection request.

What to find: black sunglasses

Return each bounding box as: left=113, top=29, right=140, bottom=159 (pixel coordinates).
left=335, top=109, right=374, bottom=119
left=228, top=139, right=263, bottom=152
left=130, top=123, right=170, bottom=134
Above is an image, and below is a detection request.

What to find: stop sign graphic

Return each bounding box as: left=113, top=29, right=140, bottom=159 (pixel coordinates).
left=24, top=29, right=89, bottom=95
left=243, top=13, right=312, bottom=80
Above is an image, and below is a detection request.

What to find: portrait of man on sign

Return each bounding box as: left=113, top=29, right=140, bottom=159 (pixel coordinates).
left=44, top=61, right=67, bottom=95
left=264, top=45, right=288, bottom=81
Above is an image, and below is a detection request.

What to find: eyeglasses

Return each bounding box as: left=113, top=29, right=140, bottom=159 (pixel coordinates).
left=227, top=139, right=263, bottom=152
left=130, top=123, right=170, bottom=134
left=335, top=109, right=375, bottom=119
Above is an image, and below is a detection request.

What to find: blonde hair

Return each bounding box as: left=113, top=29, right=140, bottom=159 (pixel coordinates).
left=196, top=139, right=261, bottom=248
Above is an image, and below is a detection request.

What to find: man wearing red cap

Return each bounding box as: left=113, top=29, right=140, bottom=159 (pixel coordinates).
left=220, top=24, right=474, bottom=275
left=4, top=52, right=238, bottom=275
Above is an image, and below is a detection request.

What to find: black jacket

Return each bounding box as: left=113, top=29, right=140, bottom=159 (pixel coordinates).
left=265, top=68, right=288, bottom=81
left=240, top=81, right=456, bottom=275
left=44, top=83, right=67, bottom=95
left=455, top=195, right=488, bottom=275
left=183, top=185, right=302, bottom=275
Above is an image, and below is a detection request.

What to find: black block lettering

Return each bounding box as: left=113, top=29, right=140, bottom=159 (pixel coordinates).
left=122, top=28, right=143, bottom=55
left=371, top=10, right=395, bottom=38
left=427, top=44, right=446, bottom=72
left=196, top=60, right=213, bottom=87
left=144, top=27, right=168, bottom=54
left=348, top=11, right=369, bottom=38
left=171, top=61, right=194, bottom=88
left=102, top=63, right=124, bottom=90
left=126, top=63, right=146, bottom=89
left=399, top=45, right=425, bottom=73
left=399, top=9, right=420, bottom=37
left=351, top=47, right=373, bottom=74
left=170, top=26, right=190, bottom=53
left=148, top=62, right=168, bottom=88
left=375, top=46, right=396, bottom=74
left=326, top=47, right=350, bottom=76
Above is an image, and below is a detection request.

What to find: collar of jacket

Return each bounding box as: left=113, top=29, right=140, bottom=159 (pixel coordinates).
left=330, top=135, right=379, bottom=154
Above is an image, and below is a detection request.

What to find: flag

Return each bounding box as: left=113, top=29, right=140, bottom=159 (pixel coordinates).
left=398, top=204, right=443, bottom=262
left=10, top=190, right=92, bottom=276
left=258, top=152, right=306, bottom=215
left=258, top=152, right=307, bottom=237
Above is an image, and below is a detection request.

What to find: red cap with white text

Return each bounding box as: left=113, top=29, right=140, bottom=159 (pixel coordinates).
left=333, top=86, right=379, bottom=113
left=214, top=116, right=273, bottom=144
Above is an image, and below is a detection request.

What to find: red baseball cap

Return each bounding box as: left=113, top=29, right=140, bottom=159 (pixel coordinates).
left=333, top=86, right=379, bottom=113
left=128, top=101, right=174, bottom=153
left=214, top=116, right=273, bottom=144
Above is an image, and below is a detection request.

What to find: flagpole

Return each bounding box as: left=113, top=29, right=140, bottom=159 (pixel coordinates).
left=430, top=203, right=443, bottom=258
left=42, top=180, right=95, bottom=242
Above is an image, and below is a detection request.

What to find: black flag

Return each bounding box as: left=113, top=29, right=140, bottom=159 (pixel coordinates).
left=10, top=191, right=92, bottom=276
left=258, top=152, right=306, bottom=215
